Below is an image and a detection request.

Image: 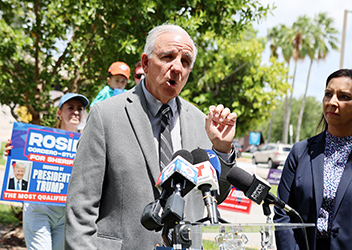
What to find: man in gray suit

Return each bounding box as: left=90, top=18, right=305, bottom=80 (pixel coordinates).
left=65, top=24, right=237, bottom=250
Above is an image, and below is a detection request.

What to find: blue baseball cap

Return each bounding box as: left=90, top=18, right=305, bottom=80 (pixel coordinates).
left=58, top=93, right=89, bottom=109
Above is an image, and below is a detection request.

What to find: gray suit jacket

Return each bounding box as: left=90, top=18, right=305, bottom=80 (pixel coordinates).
left=65, top=83, right=233, bottom=250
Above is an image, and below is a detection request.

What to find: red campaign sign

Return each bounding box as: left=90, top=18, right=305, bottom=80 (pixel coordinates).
left=218, top=187, right=252, bottom=214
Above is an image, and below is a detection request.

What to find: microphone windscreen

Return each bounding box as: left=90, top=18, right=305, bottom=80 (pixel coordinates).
left=226, top=167, right=254, bottom=193
left=205, top=149, right=221, bottom=179
left=191, top=148, right=209, bottom=164
left=171, top=149, right=194, bottom=164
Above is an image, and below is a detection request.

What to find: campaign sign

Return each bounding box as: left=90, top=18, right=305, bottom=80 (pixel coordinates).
left=218, top=186, right=253, bottom=214
left=249, top=131, right=261, bottom=145
left=266, top=168, right=282, bottom=186
left=0, top=122, right=80, bottom=206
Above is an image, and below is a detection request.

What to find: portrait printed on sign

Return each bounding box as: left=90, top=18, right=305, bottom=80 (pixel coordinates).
left=7, top=160, right=32, bottom=192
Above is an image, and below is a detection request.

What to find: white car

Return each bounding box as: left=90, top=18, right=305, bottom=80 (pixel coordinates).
left=252, top=143, right=292, bottom=169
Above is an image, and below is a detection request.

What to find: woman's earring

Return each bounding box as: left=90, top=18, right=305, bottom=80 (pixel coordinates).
left=57, top=116, right=61, bottom=120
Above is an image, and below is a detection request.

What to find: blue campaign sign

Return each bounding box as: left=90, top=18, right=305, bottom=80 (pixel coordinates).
left=0, top=122, right=80, bottom=206
left=249, top=132, right=261, bottom=145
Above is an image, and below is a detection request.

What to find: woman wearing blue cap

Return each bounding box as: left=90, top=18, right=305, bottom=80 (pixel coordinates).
left=4, top=93, right=89, bottom=250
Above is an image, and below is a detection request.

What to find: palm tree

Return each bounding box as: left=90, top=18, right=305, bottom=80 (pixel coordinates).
left=295, top=12, right=339, bottom=142
left=282, top=15, right=311, bottom=144
left=268, top=24, right=293, bottom=143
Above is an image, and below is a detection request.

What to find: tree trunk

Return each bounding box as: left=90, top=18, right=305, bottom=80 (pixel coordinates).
left=283, top=59, right=298, bottom=144
left=296, top=59, right=313, bottom=142
left=267, top=110, right=274, bottom=143
left=281, top=94, right=288, bottom=143
left=281, top=61, right=290, bottom=143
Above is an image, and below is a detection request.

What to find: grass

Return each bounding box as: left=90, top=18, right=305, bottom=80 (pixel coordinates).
left=203, top=240, right=258, bottom=250
left=241, top=154, right=251, bottom=159
left=270, top=184, right=278, bottom=196
left=0, top=204, right=21, bottom=226
left=203, top=240, right=218, bottom=249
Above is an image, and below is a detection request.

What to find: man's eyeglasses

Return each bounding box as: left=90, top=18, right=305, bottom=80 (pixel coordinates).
left=135, top=73, right=145, bottom=79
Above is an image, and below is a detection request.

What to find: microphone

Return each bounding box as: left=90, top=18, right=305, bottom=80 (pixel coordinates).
left=226, top=166, right=298, bottom=217
left=204, top=149, right=230, bottom=223
left=156, top=150, right=197, bottom=227
left=191, top=148, right=219, bottom=224
left=204, top=149, right=221, bottom=179
left=140, top=193, right=165, bottom=231
left=155, top=149, right=197, bottom=197
left=141, top=150, right=197, bottom=231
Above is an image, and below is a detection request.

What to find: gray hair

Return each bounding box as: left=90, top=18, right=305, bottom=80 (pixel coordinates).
left=143, top=24, right=198, bottom=68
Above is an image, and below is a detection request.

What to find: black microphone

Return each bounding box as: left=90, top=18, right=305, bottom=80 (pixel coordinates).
left=226, top=166, right=298, bottom=217
left=141, top=150, right=196, bottom=231
left=156, top=149, right=196, bottom=197
left=160, top=150, right=196, bottom=227
left=191, top=148, right=219, bottom=224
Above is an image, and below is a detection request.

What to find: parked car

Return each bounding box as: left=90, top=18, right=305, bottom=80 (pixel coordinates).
left=248, top=144, right=258, bottom=153
left=252, top=143, right=292, bottom=169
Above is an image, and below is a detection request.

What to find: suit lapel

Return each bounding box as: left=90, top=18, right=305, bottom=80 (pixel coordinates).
left=178, top=99, right=194, bottom=150
left=125, top=85, right=160, bottom=184
left=309, top=132, right=325, bottom=216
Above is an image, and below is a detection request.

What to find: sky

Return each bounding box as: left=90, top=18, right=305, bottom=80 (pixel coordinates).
left=253, top=0, right=352, bottom=101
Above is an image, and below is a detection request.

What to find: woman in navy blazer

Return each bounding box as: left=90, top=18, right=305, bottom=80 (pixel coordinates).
left=274, top=69, right=352, bottom=250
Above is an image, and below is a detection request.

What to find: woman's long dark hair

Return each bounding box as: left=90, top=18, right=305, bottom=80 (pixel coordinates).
left=316, top=69, right=352, bottom=133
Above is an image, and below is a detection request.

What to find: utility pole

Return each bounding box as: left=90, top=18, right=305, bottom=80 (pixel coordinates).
left=340, top=10, right=352, bottom=69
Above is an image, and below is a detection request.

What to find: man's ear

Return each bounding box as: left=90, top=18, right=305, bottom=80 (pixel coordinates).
left=141, top=53, right=149, bottom=74
left=107, top=77, right=111, bottom=86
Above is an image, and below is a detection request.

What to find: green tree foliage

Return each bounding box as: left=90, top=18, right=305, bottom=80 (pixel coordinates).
left=259, top=96, right=322, bottom=144
left=1, top=0, right=284, bottom=132
left=183, top=28, right=290, bottom=136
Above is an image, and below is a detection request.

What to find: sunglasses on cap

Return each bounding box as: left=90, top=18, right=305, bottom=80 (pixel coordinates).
left=135, top=73, right=145, bottom=79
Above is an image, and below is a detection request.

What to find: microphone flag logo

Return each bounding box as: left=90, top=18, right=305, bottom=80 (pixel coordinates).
left=155, top=155, right=197, bottom=191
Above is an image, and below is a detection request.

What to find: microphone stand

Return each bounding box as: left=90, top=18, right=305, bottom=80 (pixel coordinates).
left=159, top=182, right=202, bottom=249
left=197, top=190, right=229, bottom=224
left=263, top=199, right=311, bottom=250
left=260, top=201, right=275, bottom=250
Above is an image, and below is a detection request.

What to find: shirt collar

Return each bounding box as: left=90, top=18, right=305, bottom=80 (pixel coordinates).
left=141, top=79, right=177, bottom=118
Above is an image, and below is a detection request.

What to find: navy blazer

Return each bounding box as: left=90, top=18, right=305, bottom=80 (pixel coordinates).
left=8, top=177, right=28, bottom=191
left=274, top=131, right=352, bottom=250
